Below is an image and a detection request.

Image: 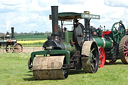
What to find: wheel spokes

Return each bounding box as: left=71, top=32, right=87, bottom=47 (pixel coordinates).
left=124, top=40, right=128, bottom=62
left=13, top=43, right=23, bottom=53
left=98, top=47, right=105, bottom=68
left=124, top=53, right=128, bottom=62
left=124, top=51, right=128, bottom=54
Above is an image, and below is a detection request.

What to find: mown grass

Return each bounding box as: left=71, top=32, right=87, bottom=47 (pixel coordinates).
left=17, top=41, right=45, bottom=47
left=15, top=34, right=47, bottom=47
left=0, top=53, right=128, bottom=85
left=20, top=42, right=44, bottom=47
left=15, top=34, right=48, bottom=41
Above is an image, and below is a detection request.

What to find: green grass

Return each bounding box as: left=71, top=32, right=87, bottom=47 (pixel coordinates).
left=15, top=34, right=47, bottom=47
left=0, top=53, right=128, bottom=85
left=21, top=42, right=44, bottom=47
left=15, top=34, right=48, bottom=41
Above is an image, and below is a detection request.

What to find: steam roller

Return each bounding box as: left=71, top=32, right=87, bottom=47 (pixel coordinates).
left=0, top=27, right=23, bottom=53
left=28, top=6, right=100, bottom=79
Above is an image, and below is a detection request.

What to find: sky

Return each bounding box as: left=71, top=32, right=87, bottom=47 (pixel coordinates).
left=0, top=0, right=128, bottom=33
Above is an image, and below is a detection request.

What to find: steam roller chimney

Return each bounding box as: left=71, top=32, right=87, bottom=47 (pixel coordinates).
left=51, top=6, right=59, bottom=34
left=11, top=27, right=14, bottom=38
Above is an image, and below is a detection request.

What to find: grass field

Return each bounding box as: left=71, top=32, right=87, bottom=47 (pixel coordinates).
left=15, top=34, right=47, bottom=41
left=17, top=40, right=46, bottom=47
left=1, top=53, right=128, bottom=85
left=15, top=34, right=47, bottom=47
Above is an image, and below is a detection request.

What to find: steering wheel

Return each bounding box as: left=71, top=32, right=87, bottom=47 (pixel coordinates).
left=111, top=22, right=126, bottom=43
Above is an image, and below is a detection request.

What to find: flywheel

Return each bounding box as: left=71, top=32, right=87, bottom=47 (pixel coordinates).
left=111, top=22, right=126, bottom=43
left=73, top=23, right=84, bottom=47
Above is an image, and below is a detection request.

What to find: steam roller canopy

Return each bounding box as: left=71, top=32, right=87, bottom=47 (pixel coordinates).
left=32, top=56, right=68, bottom=80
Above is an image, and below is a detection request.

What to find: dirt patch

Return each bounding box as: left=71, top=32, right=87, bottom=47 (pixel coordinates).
left=0, top=48, right=6, bottom=53
left=0, top=47, right=43, bottom=53
left=23, top=47, right=43, bottom=53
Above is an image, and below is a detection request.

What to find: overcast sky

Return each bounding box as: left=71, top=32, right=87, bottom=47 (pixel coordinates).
left=0, top=0, right=128, bottom=33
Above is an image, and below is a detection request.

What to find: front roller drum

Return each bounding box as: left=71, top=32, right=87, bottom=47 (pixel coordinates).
left=33, top=69, right=66, bottom=80
left=81, top=41, right=99, bottom=73
left=32, top=56, right=68, bottom=80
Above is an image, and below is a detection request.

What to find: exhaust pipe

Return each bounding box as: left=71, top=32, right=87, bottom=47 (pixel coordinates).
left=51, top=6, right=59, bottom=34
left=11, top=27, right=14, bottom=38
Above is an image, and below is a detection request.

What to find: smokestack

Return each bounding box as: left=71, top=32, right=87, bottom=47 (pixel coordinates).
left=11, top=27, right=14, bottom=38
left=51, top=6, right=59, bottom=33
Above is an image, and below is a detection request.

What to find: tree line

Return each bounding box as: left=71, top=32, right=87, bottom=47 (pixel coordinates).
left=14, top=31, right=52, bottom=35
